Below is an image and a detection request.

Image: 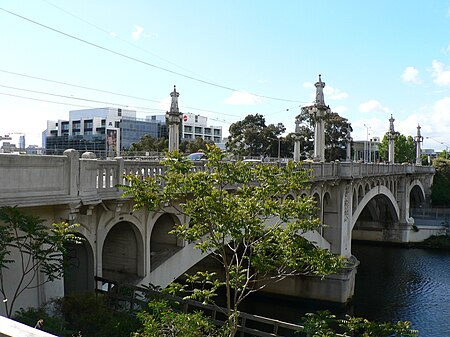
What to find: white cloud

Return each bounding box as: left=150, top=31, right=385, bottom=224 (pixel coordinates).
left=303, top=82, right=348, bottom=101
left=431, top=60, right=450, bottom=85
left=302, top=82, right=314, bottom=89
left=333, top=105, right=348, bottom=114
left=110, top=32, right=117, bottom=38
left=131, top=25, right=144, bottom=40
left=224, top=91, right=263, bottom=105
left=401, top=66, right=421, bottom=84
left=358, top=100, right=390, bottom=114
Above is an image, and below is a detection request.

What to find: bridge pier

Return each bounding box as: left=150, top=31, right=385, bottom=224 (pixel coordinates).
left=260, top=257, right=359, bottom=303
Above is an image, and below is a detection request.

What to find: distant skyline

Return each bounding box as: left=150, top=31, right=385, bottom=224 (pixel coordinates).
left=1, top=1, right=450, bottom=151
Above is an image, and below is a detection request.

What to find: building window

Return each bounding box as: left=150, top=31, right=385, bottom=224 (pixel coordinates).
left=195, top=127, right=202, bottom=134
left=214, top=129, right=221, bottom=136
left=195, top=115, right=198, bottom=123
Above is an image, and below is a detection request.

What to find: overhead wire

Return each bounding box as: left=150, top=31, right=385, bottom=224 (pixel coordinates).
left=40, top=0, right=219, bottom=83
left=0, top=69, right=242, bottom=118
left=0, top=6, right=303, bottom=104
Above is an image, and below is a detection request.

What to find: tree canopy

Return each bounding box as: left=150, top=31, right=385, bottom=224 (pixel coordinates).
left=226, top=114, right=286, bottom=157
left=179, top=137, right=215, bottom=154
left=129, top=135, right=168, bottom=153
left=0, top=207, right=79, bottom=317
left=295, top=109, right=352, bottom=161
left=431, top=157, right=450, bottom=206
left=123, top=145, right=344, bottom=336
left=378, top=133, right=416, bottom=163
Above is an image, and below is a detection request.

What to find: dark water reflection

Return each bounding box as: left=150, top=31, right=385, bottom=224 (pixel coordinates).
left=238, top=243, right=450, bottom=337
left=352, top=243, right=450, bottom=337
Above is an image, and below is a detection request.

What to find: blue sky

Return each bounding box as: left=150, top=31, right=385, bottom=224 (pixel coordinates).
left=1, top=1, right=450, bottom=151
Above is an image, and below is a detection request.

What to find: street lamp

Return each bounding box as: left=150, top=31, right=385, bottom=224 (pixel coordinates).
left=363, top=124, right=371, bottom=162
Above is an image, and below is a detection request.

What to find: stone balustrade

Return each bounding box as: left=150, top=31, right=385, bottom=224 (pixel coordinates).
left=0, top=151, right=435, bottom=208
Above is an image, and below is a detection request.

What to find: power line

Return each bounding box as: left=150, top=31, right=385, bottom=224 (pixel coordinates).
left=41, top=0, right=218, bottom=84
left=0, top=84, right=165, bottom=113
left=0, top=6, right=303, bottom=104
left=1, top=68, right=244, bottom=118
left=0, top=69, right=161, bottom=104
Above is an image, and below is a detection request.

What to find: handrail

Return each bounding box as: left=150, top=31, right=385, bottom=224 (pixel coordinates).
left=94, top=276, right=347, bottom=337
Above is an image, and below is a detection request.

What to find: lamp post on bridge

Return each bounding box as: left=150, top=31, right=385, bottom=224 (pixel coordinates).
left=414, top=124, right=423, bottom=166
left=166, top=86, right=182, bottom=152
left=296, top=75, right=330, bottom=162
left=386, top=114, right=398, bottom=164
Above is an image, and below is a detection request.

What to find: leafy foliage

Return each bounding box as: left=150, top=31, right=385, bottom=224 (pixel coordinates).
left=129, top=135, right=168, bottom=153
left=0, top=206, right=80, bottom=317
left=298, top=310, right=419, bottom=337
left=430, top=157, right=450, bottom=206
left=226, top=114, right=286, bottom=157
left=180, top=137, right=215, bottom=154
left=378, top=134, right=416, bottom=163
left=134, top=299, right=223, bottom=337
left=295, top=110, right=352, bottom=161
left=13, top=292, right=140, bottom=337
left=122, top=145, right=344, bottom=336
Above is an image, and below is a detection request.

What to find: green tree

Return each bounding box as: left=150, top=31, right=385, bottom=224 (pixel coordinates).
left=134, top=299, right=222, bottom=337
left=226, top=114, right=285, bottom=157
left=180, top=137, right=215, bottom=154
left=295, top=110, right=352, bottom=161
left=0, top=206, right=79, bottom=317
left=378, top=134, right=416, bottom=163
left=129, top=135, right=168, bottom=154
left=431, top=157, right=450, bottom=206
left=299, top=311, right=418, bottom=337
left=123, top=145, right=344, bottom=336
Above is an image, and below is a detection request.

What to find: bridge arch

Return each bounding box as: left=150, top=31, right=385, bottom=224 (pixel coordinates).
left=149, top=212, right=183, bottom=271
left=64, top=231, right=95, bottom=295
left=101, top=218, right=145, bottom=284
left=408, top=179, right=426, bottom=208
left=352, top=185, right=400, bottom=231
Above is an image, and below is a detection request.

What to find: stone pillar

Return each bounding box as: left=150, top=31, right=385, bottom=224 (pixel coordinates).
left=415, top=124, right=423, bottom=166
left=345, top=128, right=352, bottom=162
left=166, top=86, right=182, bottom=152
left=387, top=114, right=397, bottom=164
left=293, top=118, right=302, bottom=162
left=305, top=75, right=329, bottom=162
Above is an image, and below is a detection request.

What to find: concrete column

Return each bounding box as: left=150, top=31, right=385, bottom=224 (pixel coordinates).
left=293, top=137, right=301, bottom=162
left=166, top=86, right=182, bottom=152
left=388, top=138, right=395, bottom=163
left=415, top=124, right=423, bottom=166
left=64, top=149, right=80, bottom=197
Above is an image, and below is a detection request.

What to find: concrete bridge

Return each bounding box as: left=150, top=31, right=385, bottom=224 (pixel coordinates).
left=0, top=150, right=439, bottom=315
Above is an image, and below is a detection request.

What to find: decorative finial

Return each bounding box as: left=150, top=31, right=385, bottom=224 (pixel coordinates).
left=169, top=85, right=180, bottom=113
left=314, top=74, right=326, bottom=106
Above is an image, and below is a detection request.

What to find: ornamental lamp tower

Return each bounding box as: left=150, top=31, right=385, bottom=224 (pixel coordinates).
left=166, top=86, right=182, bottom=152
left=415, top=124, right=423, bottom=166
left=345, top=128, right=353, bottom=162
left=294, top=75, right=331, bottom=162
left=386, top=114, right=398, bottom=164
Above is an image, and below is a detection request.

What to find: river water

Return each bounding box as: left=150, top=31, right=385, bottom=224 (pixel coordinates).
left=239, top=242, right=450, bottom=337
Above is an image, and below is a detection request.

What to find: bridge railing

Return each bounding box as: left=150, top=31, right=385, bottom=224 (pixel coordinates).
left=94, top=276, right=347, bottom=337
left=0, top=151, right=435, bottom=207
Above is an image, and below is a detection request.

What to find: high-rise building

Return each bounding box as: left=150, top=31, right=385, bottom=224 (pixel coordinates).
left=181, top=112, right=222, bottom=143
left=45, top=108, right=167, bottom=158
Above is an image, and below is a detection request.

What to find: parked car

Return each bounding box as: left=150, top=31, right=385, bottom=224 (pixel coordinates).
left=187, top=152, right=207, bottom=161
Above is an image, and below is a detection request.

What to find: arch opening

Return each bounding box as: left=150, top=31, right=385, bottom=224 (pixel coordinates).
left=102, top=221, right=143, bottom=284
left=150, top=213, right=182, bottom=271
left=64, top=233, right=94, bottom=295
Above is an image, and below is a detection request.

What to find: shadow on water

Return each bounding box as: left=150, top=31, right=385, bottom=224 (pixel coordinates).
left=222, top=242, right=450, bottom=337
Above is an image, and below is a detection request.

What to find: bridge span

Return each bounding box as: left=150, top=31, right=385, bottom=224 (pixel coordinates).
left=0, top=150, right=439, bottom=315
